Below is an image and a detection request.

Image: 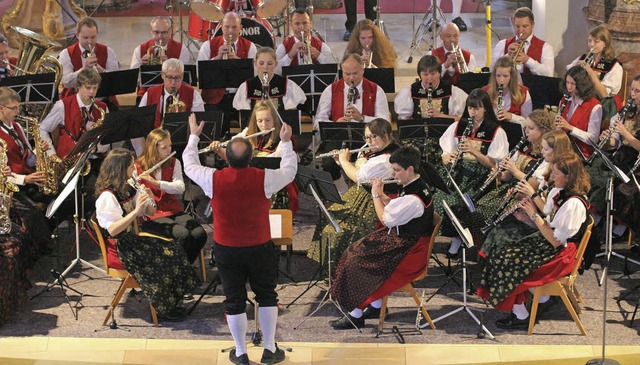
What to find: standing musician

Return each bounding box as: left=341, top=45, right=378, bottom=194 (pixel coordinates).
left=431, top=22, right=477, bottom=85
left=394, top=55, right=467, bottom=121
left=555, top=65, right=603, bottom=160
left=491, top=7, right=554, bottom=77
left=329, top=147, right=435, bottom=330
left=130, top=16, right=191, bottom=105
left=232, top=47, right=307, bottom=113
left=183, top=114, right=295, bottom=365
left=58, top=17, right=120, bottom=104
left=482, top=56, right=532, bottom=126
left=275, top=8, right=335, bottom=71
left=566, top=25, right=623, bottom=120
left=0, top=35, right=16, bottom=79
left=344, top=19, right=397, bottom=69
left=477, top=154, right=590, bottom=330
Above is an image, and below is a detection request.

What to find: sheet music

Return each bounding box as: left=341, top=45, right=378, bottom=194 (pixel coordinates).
left=269, top=214, right=282, bottom=238
left=442, top=200, right=474, bottom=248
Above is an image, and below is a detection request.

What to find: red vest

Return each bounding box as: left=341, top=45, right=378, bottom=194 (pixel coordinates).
left=145, top=83, right=195, bottom=128
left=561, top=97, right=600, bottom=158
left=481, top=84, right=529, bottom=116
left=282, top=36, right=323, bottom=66
left=61, top=43, right=109, bottom=98
left=330, top=79, right=378, bottom=122
left=137, top=158, right=183, bottom=218
left=504, top=35, right=545, bottom=76
left=57, top=95, right=107, bottom=159
left=202, top=36, right=253, bottom=105
left=0, top=122, right=32, bottom=175
left=211, top=167, right=271, bottom=246
left=137, top=39, right=184, bottom=97
left=432, top=46, right=471, bottom=84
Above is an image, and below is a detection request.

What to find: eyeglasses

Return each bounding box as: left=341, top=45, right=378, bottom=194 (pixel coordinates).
left=164, top=74, right=183, bottom=82
left=152, top=30, right=169, bottom=36
left=0, top=104, right=19, bottom=111
left=364, top=134, right=379, bottom=142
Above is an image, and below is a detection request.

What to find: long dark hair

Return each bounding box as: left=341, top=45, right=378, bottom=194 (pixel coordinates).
left=95, top=148, right=134, bottom=199
left=461, top=88, right=499, bottom=123
left=561, top=66, right=596, bottom=100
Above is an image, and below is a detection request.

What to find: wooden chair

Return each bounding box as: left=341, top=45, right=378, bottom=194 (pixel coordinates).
left=527, top=216, right=594, bottom=335
left=89, top=218, right=158, bottom=327
left=377, top=212, right=443, bottom=333
left=269, top=209, right=294, bottom=272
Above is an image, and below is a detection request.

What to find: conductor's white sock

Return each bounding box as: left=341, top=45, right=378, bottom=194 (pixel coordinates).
left=452, top=0, right=463, bottom=19
left=259, top=306, right=278, bottom=353
left=512, top=303, right=529, bottom=320
left=370, top=299, right=382, bottom=309
left=226, top=313, right=247, bottom=356
left=448, top=237, right=462, bottom=254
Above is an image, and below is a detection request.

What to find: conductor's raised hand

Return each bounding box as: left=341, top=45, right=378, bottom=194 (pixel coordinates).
left=188, top=113, right=204, bottom=136
left=280, top=122, right=292, bottom=142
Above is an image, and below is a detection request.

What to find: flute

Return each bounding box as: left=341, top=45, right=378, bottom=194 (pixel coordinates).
left=128, top=171, right=157, bottom=208
left=358, top=178, right=400, bottom=185
left=315, top=145, right=378, bottom=159
left=198, top=128, right=276, bottom=154
left=140, top=151, right=176, bottom=176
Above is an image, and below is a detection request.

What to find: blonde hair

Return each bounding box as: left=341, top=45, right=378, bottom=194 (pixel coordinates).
left=137, top=128, right=172, bottom=172
left=246, top=100, right=281, bottom=149
left=487, top=56, right=524, bottom=106
left=589, top=25, right=616, bottom=61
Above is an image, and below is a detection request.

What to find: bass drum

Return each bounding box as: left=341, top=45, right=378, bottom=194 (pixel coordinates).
left=190, top=0, right=228, bottom=22
left=188, top=11, right=217, bottom=41
left=256, top=0, right=288, bottom=18
left=213, top=17, right=275, bottom=49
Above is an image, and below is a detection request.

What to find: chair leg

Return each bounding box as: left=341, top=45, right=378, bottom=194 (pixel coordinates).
left=103, top=276, right=134, bottom=326
left=149, top=303, right=158, bottom=327
left=378, top=296, right=389, bottom=333
left=199, top=248, right=207, bottom=283
left=528, top=288, right=542, bottom=335
left=409, top=287, right=435, bottom=329
left=558, top=286, right=587, bottom=335
left=563, top=284, right=582, bottom=315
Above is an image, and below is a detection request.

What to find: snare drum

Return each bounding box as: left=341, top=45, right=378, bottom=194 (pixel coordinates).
left=256, top=0, right=288, bottom=19
left=212, top=17, right=275, bottom=49
left=188, top=11, right=217, bottom=41
left=190, top=0, right=229, bottom=22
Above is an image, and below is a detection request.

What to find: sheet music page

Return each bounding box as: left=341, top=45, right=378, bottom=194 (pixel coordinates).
left=269, top=214, right=282, bottom=238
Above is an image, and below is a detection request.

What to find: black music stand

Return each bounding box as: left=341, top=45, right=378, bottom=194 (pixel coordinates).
left=0, top=72, right=57, bottom=104
left=501, top=120, right=525, bottom=151
left=521, top=74, right=563, bottom=111
left=100, top=105, right=156, bottom=144
left=95, top=69, right=139, bottom=99
left=397, top=118, right=454, bottom=164
left=239, top=109, right=302, bottom=135
left=316, top=121, right=367, bottom=154
left=282, top=64, right=339, bottom=114
left=250, top=157, right=281, bottom=169
left=457, top=73, right=490, bottom=94
left=140, top=64, right=198, bottom=88
left=362, top=68, right=395, bottom=93
left=198, top=59, right=253, bottom=90
left=163, top=111, right=225, bottom=151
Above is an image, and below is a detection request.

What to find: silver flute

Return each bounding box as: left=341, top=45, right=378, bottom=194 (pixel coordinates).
left=198, top=128, right=276, bottom=154
left=140, top=151, right=176, bottom=176
left=358, top=178, right=400, bottom=185
left=128, top=171, right=157, bottom=208
left=315, top=145, right=378, bottom=159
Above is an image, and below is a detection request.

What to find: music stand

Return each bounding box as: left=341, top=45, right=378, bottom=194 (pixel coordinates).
left=362, top=69, right=395, bottom=93
left=250, top=157, right=281, bottom=169
left=501, top=121, right=525, bottom=151
left=0, top=72, right=57, bottom=134
left=521, top=74, right=563, bottom=111
left=100, top=105, right=156, bottom=144
left=316, top=121, right=366, bottom=154
left=140, top=64, right=198, bottom=88
left=95, top=69, right=139, bottom=99
left=163, top=111, right=225, bottom=150
left=198, top=59, right=253, bottom=90
left=397, top=118, right=454, bottom=164
left=456, top=72, right=490, bottom=95
left=282, top=64, right=339, bottom=114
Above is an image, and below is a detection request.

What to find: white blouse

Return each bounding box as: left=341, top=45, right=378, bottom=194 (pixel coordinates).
left=439, top=121, right=510, bottom=163
left=356, top=153, right=394, bottom=183
left=543, top=187, right=587, bottom=245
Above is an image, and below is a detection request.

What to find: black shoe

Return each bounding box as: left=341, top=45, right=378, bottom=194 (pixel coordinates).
left=158, top=306, right=187, bottom=322
left=343, top=30, right=352, bottom=41
left=445, top=248, right=461, bottom=260
left=260, top=344, right=285, bottom=364
left=536, top=297, right=558, bottom=318
left=495, top=313, right=529, bottom=330
left=329, top=313, right=364, bottom=329
left=452, top=16, right=467, bottom=31
left=362, top=305, right=384, bottom=320
left=229, top=349, right=250, bottom=365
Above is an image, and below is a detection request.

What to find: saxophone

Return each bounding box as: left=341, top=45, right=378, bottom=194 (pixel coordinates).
left=0, top=139, right=19, bottom=234
left=166, top=92, right=186, bottom=113
left=20, top=115, right=61, bottom=195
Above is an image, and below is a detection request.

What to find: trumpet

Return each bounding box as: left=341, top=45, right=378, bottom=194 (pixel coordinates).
left=301, top=31, right=312, bottom=65
left=452, top=43, right=469, bottom=73
left=82, top=44, right=98, bottom=71
left=472, top=135, right=528, bottom=201
left=147, top=41, right=166, bottom=65
left=198, top=128, right=276, bottom=154
left=362, top=44, right=374, bottom=68
left=222, top=34, right=235, bottom=60
left=481, top=181, right=554, bottom=235
left=358, top=178, right=400, bottom=185
left=497, top=84, right=504, bottom=110
left=140, top=151, right=176, bottom=177
left=128, top=171, right=157, bottom=208
left=583, top=48, right=595, bottom=67
left=315, top=145, right=378, bottom=159
left=511, top=33, right=526, bottom=64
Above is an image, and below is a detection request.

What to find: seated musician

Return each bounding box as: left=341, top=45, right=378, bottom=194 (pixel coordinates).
left=95, top=148, right=200, bottom=321
left=197, top=12, right=256, bottom=129
left=477, top=154, right=590, bottom=330
left=58, top=17, right=120, bottom=107
left=394, top=55, right=467, bottom=121
left=314, top=53, right=390, bottom=182
left=275, top=8, right=335, bottom=73
left=434, top=89, right=508, bottom=258
left=491, top=7, right=554, bottom=77
left=344, top=19, right=396, bottom=69
left=430, top=22, right=477, bottom=85
left=566, top=25, right=623, bottom=120
left=130, top=16, right=191, bottom=105
left=135, top=129, right=206, bottom=264
left=482, top=56, right=532, bottom=126
left=232, top=47, right=306, bottom=115
left=307, top=118, right=400, bottom=267
left=0, top=35, right=16, bottom=79
left=555, top=65, right=603, bottom=160
left=329, top=146, right=434, bottom=330
left=134, top=58, right=204, bottom=155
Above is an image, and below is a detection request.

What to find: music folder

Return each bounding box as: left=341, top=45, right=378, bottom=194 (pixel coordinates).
left=95, top=68, right=139, bottom=97
left=358, top=68, right=395, bottom=93
left=198, top=59, right=253, bottom=89
left=250, top=157, right=281, bottom=169
left=140, top=64, right=198, bottom=87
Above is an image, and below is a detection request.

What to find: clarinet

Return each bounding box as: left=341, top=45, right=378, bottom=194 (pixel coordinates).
left=446, top=117, right=474, bottom=187
left=261, top=72, right=269, bottom=100
left=472, top=135, right=528, bottom=201
left=497, top=84, right=504, bottom=110
left=481, top=181, right=554, bottom=235
left=557, top=93, right=588, bottom=162
left=487, top=158, right=544, bottom=224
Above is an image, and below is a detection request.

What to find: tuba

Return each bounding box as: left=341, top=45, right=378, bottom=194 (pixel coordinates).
left=11, top=26, right=63, bottom=121
left=21, top=115, right=62, bottom=195
left=0, top=139, right=19, bottom=234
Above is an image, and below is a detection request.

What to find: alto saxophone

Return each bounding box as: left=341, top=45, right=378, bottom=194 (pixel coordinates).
left=166, top=92, right=186, bottom=113
left=0, top=139, right=19, bottom=234
left=21, top=115, right=62, bottom=195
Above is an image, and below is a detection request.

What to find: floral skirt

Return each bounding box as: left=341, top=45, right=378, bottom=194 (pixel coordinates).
left=0, top=222, right=34, bottom=325
left=116, top=232, right=201, bottom=316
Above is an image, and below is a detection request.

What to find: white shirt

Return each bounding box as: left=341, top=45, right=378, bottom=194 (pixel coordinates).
left=59, top=45, right=120, bottom=89
left=39, top=93, right=110, bottom=156
left=382, top=193, right=425, bottom=228
left=275, top=37, right=336, bottom=75
left=232, top=77, right=307, bottom=110
left=148, top=158, right=185, bottom=195
left=544, top=187, right=587, bottom=245
left=491, top=34, right=555, bottom=77
left=129, top=42, right=191, bottom=69
left=495, top=88, right=533, bottom=126
left=182, top=134, right=297, bottom=199
left=3, top=122, right=35, bottom=186
left=439, top=121, right=510, bottom=163
left=313, top=79, right=390, bottom=130
left=356, top=153, right=394, bottom=183
left=394, top=82, right=468, bottom=120
left=567, top=96, right=603, bottom=145
left=566, top=57, right=623, bottom=97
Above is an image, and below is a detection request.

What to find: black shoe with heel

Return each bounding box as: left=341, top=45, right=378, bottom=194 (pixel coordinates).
left=260, top=344, right=285, bottom=364
left=329, top=313, right=364, bottom=330
left=495, top=313, right=528, bottom=330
